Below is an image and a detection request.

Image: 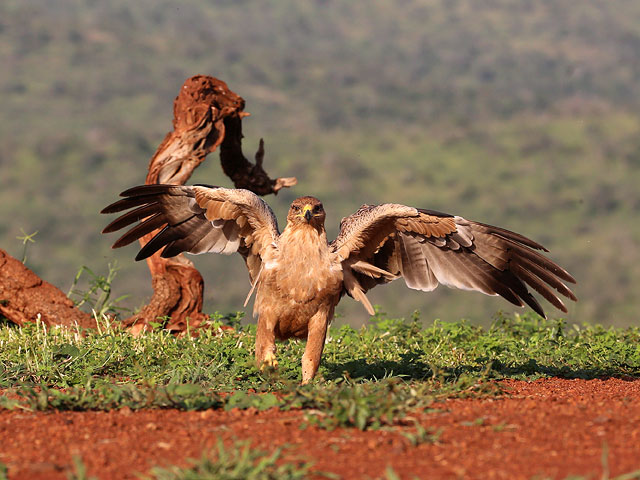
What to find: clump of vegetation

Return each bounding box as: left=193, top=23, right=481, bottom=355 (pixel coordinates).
left=0, top=312, right=638, bottom=430
left=67, top=262, right=130, bottom=317
left=149, top=440, right=314, bottom=480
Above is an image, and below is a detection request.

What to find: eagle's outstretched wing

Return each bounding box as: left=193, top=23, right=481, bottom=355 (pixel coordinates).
left=101, top=184, right=279, bottom=283
left=330, top=204, right=576, bottom=318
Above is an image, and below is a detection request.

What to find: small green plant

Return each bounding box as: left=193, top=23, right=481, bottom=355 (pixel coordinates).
left=299, top=376, right=442, bottom=431
left=399, top=422, right=443, bottom=446
left=149, top=440, right=312, bottom=480
left=385, top=467, right=401, bottom=480
left=67, top=262, right=130, bottom=317
left=16, top=228, right=38, bottom=264
left=384, top=466, right=420, bottom=480
left=10, top=382, right=225, bottom=412
left=491, top=421, right=517, bottom=432
left=67, top=455, right=98, bottom=480
left=460, top=417, right=486, bottom=427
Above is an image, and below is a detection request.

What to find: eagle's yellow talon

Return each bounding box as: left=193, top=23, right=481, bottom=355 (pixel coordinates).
left=260, top=352, right=278, bottom=370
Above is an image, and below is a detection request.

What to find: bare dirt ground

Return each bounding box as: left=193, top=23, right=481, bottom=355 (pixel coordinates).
left=1, top=377, right=639, bottom=480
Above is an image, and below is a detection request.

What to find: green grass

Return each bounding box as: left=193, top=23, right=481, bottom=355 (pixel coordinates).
left=61, top=444, right=321, bottom=480
left=62, top=440, right=640, bottom=480
left=147, top=440, right=316, bottom=480
left=68, top=455, right=98, bottom=480
left=1, top=312, right=638, bottom=478
left=1, top=312, right=638, bottom=430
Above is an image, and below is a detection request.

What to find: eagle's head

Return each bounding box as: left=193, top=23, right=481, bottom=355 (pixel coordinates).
left=287, top=196, right=326, bottom=230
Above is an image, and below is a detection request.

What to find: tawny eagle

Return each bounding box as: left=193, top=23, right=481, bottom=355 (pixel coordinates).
left=102, top=184, right=576, bottom=383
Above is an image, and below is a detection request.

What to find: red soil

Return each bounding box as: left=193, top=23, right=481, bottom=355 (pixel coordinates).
left=1, top=377, right=639, bottom=479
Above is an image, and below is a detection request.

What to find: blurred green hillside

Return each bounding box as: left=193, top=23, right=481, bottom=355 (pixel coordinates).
left=1, top=0, right=639, bottom=326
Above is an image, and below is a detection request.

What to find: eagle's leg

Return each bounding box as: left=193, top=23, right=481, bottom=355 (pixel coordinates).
left=255, top=316, right=278, bottom=370
left=301, top=305, right=334, bottom=384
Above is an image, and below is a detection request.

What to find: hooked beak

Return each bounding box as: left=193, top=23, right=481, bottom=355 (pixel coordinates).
left=303, top=205, right=313, bottom=222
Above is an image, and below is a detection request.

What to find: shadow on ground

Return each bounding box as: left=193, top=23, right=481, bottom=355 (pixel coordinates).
left=322, top=352, right=639, bottom=383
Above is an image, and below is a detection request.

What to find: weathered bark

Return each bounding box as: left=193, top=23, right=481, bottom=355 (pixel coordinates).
left=0, top=75, right=293, bottom=333
left=0, top=249, right=96, bottom=329
left=123, top=75, right=296, bottom=334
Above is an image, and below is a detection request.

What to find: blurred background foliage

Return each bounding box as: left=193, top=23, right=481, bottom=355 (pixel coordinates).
left=1, top=0, right=639, bottom=326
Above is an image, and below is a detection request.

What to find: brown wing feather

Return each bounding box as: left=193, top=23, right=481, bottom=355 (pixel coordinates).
left=101, top=184, right=279, bottom=283
left=331, top=205, right=576, bottom=318
left=332, top=204, right=427, bottom=259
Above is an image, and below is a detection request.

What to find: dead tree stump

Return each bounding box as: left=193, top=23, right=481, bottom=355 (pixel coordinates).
left=123, top=75, right=296, bottom=335
left=0, top=75, right=293, bottom=333
left=0, top=249, right=96, bottom=329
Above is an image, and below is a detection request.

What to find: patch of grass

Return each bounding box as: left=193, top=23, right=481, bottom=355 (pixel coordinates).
left=324, top=312, right=640, bottom=381
left=68, top=455, right=98, bottom=480
left=399, top=423, right=443, bottom=446
left=298, top=377, right=436, bottom=431
left=0, top=312, right=638, bottom=431
left=67, top=262, right=131, bottom=317
left=0, top=377, right=444, bottom=432
left=6, top=382, right=224, bottom=412
left=147, top=440, right=317, bottom=480
left=384, top=466, right=420, bottom=480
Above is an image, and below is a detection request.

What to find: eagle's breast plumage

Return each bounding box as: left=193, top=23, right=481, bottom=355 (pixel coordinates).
left=255, top=223, right=343, bottom=339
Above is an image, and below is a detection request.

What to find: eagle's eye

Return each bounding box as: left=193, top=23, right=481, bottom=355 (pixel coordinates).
left=313, top=205, right=322, bottom=213
left=292, top=205, right=300, bottom=212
